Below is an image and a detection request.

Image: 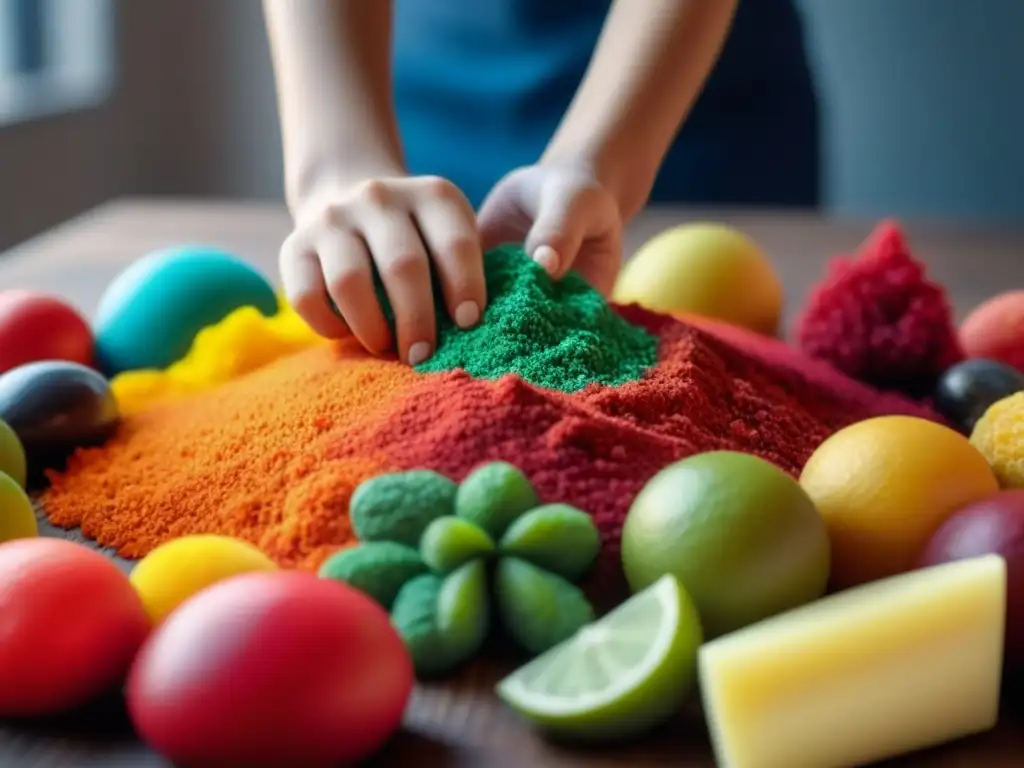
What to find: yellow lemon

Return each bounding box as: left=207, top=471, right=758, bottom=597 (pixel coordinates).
left=613, top=223, right=783, bottom=336
left=130, top=534, right=278, bottom=624
left=971, top=391, right=1024, bottom=489
left=800, top=416, right=999, bottom=590
left=0, top=471, right=37, bottom=542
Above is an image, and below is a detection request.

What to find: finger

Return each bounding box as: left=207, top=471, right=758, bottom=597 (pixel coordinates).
left=413, top=178, right=487, bottom=329
left=318, top=229, right=393, bottom=355
left=524, top=187, right=616, bottom=281
left=278, top=232, right=350, bottom=339
left=360, top=210, right=437, bottom=365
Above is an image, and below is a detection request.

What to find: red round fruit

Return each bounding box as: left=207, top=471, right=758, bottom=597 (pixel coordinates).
left=960, top=290, right=1024, bottom=374
left=919, top=490, right=1024, bottom=664
left=0, top=537, right=150, bottom=717
left=0, top=290, right=94, bottom=374
left=127, top=570, right=413, bottom=768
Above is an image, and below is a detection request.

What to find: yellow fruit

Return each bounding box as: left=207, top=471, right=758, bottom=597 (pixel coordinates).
left=971, top=391, right=1024, bottom=489
left=613, top=223, right=783, bottom=336
left=0, top=420, right=26, bottom=489
left=0, top=471, right=37, bottom=542
left=800, top=416, right=999, bottom=590
left=129, top=534, right=278, bottom=624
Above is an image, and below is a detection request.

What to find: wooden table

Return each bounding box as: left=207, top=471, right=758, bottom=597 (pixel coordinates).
left=2, top=198, right=1024, bottom=767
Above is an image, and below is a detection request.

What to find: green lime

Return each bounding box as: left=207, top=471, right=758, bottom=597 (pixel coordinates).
left=495, top=557, right=593, bottom=655
left=420, top=516, right=494, bottom=574
left=0, top=471, right=37, bottom=542
left=437, top=559, right=489, bottom=662
left=496, top=574, right=703, bottom=742
left=621, top=451, right=829, bottom=638
left=456, top=461, right=539, bottom=539
left=0, top=420, right=25, bottom=489
left=317, top=541, right=427, bottom=610
left=498, top=503, right=600, bottom=581
left=350, top=469, right=457, bottom=547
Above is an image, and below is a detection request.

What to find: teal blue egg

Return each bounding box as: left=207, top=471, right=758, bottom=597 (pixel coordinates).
left=94, top=246, right=279, bottom=375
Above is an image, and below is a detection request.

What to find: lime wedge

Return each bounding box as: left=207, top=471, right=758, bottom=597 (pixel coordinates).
left=495, top=574, right=703, bottom=742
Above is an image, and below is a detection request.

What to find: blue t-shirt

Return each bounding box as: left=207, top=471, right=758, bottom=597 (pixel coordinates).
left=392, top=0, right=819, bottom=208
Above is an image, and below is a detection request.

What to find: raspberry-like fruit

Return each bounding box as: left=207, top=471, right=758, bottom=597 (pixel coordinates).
left=796, top=220, right=964, bottom=395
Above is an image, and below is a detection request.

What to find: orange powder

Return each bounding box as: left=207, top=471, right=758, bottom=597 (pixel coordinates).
left=44, top=341, right=419, bottom=570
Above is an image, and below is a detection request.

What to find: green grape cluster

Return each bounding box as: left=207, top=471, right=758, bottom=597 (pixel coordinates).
left=318, top=462, right=601, bottom=678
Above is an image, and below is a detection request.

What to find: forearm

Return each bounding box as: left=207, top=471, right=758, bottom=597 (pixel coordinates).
left=542, top=0, right=738, bottom=221
left=263, top=0, right=403, bottom=212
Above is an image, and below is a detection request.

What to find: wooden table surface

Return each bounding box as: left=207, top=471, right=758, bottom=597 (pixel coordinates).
left=2, top=197, right=1024, bottom=767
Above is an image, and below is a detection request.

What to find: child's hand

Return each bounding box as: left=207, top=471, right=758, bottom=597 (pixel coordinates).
left=279, top=175, right=486, bottom=365
left=477, top=163, right=623, bottom=297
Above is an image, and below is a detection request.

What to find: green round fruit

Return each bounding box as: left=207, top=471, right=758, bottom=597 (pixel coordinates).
left=317, top=542, right=427, bottom=610
left=455, top=462, right=539, bottom=539
left=498, top=503, right=600, bottom=581
left=0, top=420, right=25, bottom=489
left=350, top=469, right=456, bottom=547
left=390, top=563, right=489, bottom=679
left=495, top=558, right=594, bottom=655
left=621, top=451, right=829, bottom=638
left=390, top=574, right=452, bottom=678
left=419, top=516, right=494, bottom=574
left=0, top=471, right=37, bottom=542
left=436, top=560, right=489, bottom=662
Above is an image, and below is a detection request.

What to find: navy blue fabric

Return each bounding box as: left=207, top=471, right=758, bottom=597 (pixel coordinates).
left=392, top=0, right=820, bottom=208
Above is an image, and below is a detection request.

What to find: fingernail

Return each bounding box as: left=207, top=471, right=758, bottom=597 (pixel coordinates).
left=533, top=245, right=559, bottom=274
left=455, top=301, right=480, bottom=329
left=408, top=341, right=432, bottom=366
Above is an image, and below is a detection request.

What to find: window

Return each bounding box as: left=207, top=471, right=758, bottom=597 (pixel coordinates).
left=0, top=0, right=115, bottom=125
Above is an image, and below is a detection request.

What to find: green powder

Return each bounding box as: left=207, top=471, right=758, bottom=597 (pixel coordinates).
left=383, top=245, right=657, bottom=392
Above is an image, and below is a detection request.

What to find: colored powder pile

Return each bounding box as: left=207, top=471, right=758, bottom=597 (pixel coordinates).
left=43, top=289, right=939, bottom=601
left=111, top=300, right=326, bottom=416
left=409, top=245, right=658, bottom=392
left=796, top=221, right=964, bottom=396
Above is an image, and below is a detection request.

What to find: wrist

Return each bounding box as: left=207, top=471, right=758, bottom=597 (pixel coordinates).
left=541, top=137, right=654, bottom=223
left=287, top=150, right=406, bottom=216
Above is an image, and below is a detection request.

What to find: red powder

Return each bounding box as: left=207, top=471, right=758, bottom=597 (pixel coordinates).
left=333, top=306, right=939, bottom=604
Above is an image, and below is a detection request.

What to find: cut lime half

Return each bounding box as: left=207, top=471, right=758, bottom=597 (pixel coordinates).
left=495, top=574, right=703, bottom=742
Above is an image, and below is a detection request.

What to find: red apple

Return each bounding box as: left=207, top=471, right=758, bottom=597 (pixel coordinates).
left=919, top=490, right=1024, bottom=663
left=0, top=538, right=150, bottom=717
left=0, top=290, right=94, bottom=373
left=127, top=570, right=413, bottom=768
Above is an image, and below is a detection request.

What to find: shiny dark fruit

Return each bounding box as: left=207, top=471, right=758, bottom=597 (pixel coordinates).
left=933, top=358, right=1024, bottom=433
left=919, top=490, right=1024, bottom=666
left=0, top=361, right=120, bottom=483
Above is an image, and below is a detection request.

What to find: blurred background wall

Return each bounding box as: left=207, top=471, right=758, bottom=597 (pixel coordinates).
left=802, top=0, right=1024, bottom=224
left=0, top=0, right=1021, bottom=252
